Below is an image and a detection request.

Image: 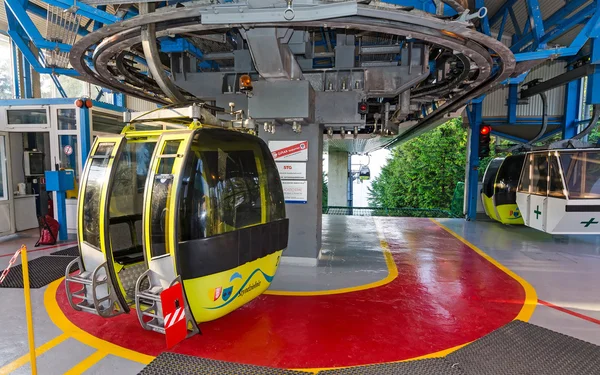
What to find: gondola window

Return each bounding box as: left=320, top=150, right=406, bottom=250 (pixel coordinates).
left=549, top=155, right=566, bottom=198
left=203, top=149, right=262, bottom=233
left=560, top=151, right=600, bottom=199
left=149, top=140, right=181, bottom=258
left=82, top=143, right=115, bottom=249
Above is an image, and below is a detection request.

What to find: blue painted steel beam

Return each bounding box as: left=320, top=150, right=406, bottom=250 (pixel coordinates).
left=587, top=37, right=600, bottom=104
left=11, top=41, right=20, bottom=98
left=22, top=50, right=32, bottom=98
left=489, top=0, right=519, bottom=26
left=466, top=102, right=482, bottom=221
left=514, top=7, right=600, bottom=62
left=475, top=0, right=490, bottom=37
left=8, top=26, right=77, bottom=75
left=511, top=4, right=594, bottom=53
left=160, top=38, right=214, bottom=69
left=79, top=107, right=92, bottom=166
left=50, top=74, right=67, bottom=98
left=508, top=7, right=522, bottom=38
left=43, top=0, right=119, bottom=24
left=5, top=0, right=72, bottom=52
left=525, top=0, right=546, bottom=49
left=25, top=2, right=89, bottom=36
left=563, top=75, right=582, bottom=139
left=497, top=8, right=508, bottom=41
left=507, top=84, right=518, bottom=124
left=490, top=130, right=529, bottom=144
left=93, top=5, right=107, bottom=31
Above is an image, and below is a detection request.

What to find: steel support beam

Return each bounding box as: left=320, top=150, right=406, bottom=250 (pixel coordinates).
left=466, top=102, right=482, bottom=221
left=587, top=37, right=600, bottom=105
left=507, top=84, right=518, bottom=124
left=521, top=64, right=595, bottom=99
left=563, top=73, right=581, bottom=139
left=22, top=50, right=32, bottom=98
left=11, top=41, right=20, bottom=98
left=525, top=0, right=545, bottom=49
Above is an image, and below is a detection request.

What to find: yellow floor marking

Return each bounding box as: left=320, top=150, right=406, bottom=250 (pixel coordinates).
left=63, top=350, right=107, bottom=375
left=0, top=333, right=69, bottom=375
left=266, top=218, right=398, bottom=296
left=430, top=218, right=538, bottom=322
left=43, top=279, right=155, bottom=365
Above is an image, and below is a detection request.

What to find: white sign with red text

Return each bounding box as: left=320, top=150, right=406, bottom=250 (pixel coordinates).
left=282, top=180, right=308, bottom=203
left=276, top=162, right=306, bottom=180
left=269, top=140, right=308, bottom=161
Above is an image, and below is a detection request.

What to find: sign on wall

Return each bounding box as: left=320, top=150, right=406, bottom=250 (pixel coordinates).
left=276, top=162, right=307, bottom=180
left=269, top=140, right=308, bottom=161
left=282, top=180, right=308, bottom=203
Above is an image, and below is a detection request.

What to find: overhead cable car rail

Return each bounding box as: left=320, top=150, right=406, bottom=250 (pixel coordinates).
left=68, top=2, right=516, bottom=143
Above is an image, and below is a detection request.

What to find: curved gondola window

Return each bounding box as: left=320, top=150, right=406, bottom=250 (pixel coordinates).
left=531, top=153, right=549, bottom=196
left=178, top=151, right=208, bottom=241
left=548, top=154, right=566, bottom=198
left=259, top=142, right=285, bottom=221
left=495, top=155, right=525, bottom=205
left=560, top=151, right=600, bottom=199
left=149, top=140, right=181, bottom=258
left=203, top=149, right=262, bottom=233
left=109, top=141, right=156, bottom=253
left=483, top=159, right=503, bottom=198
left=82, top=143, right=114, bottom=249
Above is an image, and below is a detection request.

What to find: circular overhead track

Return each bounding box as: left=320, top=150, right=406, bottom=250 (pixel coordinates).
left=69, top=3, right=516, bottom=140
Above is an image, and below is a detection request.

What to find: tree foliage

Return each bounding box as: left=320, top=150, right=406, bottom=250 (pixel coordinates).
left=368, top=118, right=467, bottom=209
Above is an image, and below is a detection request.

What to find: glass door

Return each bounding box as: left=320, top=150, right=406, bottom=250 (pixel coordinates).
left=143, top=131, right=195, bottom=289
left=0, top=133, right=12, bottom=235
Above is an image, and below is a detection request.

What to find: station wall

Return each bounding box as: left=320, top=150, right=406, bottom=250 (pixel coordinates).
left=483, top=61, right=567, bottom=118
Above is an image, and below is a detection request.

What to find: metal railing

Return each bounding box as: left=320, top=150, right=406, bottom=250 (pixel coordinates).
left=323, top=206, right=461, bottom=218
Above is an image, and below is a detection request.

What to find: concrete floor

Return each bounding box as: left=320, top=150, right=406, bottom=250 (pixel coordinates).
left=0, top=217, right=599, bottom=373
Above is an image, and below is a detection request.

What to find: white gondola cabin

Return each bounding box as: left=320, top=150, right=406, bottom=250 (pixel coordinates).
left=516, top=149, right=600, bottom=234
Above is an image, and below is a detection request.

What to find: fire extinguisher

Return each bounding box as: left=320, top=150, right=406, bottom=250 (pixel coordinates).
left=48, top=198, right=54, bottom=218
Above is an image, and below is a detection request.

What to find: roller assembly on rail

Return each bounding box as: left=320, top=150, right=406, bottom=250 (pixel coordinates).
left=66, top=0, right=532, bottom=154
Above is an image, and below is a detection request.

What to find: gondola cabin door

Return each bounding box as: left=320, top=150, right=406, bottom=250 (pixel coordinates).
left=78, top=136, right=127, bottom=312
left=143, top=132, right=194, bottom=290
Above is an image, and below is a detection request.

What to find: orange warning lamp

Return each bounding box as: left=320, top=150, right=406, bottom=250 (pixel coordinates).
left=75, top=98, right=93, bottom=108
left=240, top=74, right=253, bottom=92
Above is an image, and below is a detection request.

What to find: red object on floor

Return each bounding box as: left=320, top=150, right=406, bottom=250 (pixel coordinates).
left=538, top=299, right=600, bottom=326
left=57, top=218, right=526, bottom=369
left=161, top=283, right=188, bottom=349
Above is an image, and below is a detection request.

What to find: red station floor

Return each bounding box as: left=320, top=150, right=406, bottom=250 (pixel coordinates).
left=52, top=218, right=530, bottom=370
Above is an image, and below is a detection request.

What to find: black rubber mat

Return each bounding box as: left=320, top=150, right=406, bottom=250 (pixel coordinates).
left=50, top=246, right=79, bottom=256
left=318, top=358, right=462, bottom=374
left=137, top=322, right=600, bottom=375
left=138, top=353, right=312, bottom=375
left=446, top=320, right=600, bottom=375
left=0, top=256, right=76, bottom=288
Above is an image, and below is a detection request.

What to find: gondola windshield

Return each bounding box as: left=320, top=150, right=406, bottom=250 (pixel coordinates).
left=494, top=154, right=525, bottom=205
left=559, top=151, right=600, bottom=199
left=82, top=142, right=115, bottom=250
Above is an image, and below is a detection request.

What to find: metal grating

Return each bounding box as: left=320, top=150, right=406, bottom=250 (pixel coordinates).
left=318, top=359, right=463, bottom=374
left=447, top=320, right=600, bottom=375
left=44, top=5, right=81, bottom=68
left=50, top=246, right=79, bottom=256
left=138, top=321, right=600, bottom=375
left=138, top=353, right=312, bottom=375
left=324, top=206, right=460, bottom=218
left=0, top=256, right=77, bottom=288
